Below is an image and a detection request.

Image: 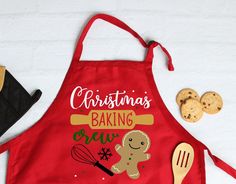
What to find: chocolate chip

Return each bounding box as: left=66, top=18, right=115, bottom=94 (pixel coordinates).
left=187, top=114, right=191, bottom=119
left=188, top=92, right=192, bottom=94
left=213, top=93, right=216, bottom=96
left=217, top=107, right=221, bottom=110
left=203, top=102, right=206, bottom=105
left=180, top=100, right=183, bottom=103
left=208, top=104, right=210, bottom=106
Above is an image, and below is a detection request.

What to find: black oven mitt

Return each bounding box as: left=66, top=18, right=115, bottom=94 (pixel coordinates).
left=0, top=66, right=42, bottom=136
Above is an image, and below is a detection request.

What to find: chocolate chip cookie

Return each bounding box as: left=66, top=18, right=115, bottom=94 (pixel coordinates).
left=200, top=91, right=223, bottom=114
left=176, top=88, right=200, bottom=106
left=180, top=98, right=203, bottom=123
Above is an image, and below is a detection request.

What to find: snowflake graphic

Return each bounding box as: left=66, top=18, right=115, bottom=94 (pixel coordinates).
left=98, top=148, right=112, bottom=161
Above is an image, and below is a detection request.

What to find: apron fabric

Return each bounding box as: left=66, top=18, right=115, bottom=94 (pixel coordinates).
left=0, top=14, right=235, bottom=184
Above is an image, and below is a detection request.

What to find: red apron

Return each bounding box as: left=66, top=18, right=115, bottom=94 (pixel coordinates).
left=0, top=14, right=235, bottom=184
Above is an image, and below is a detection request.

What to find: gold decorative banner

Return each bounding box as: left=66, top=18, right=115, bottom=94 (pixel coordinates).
left=70, top=110, right=154, bottom=129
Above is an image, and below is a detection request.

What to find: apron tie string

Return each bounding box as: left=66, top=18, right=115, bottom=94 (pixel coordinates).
left=158, top=43, right=174, bottom=71
left=0, top=141, right=11, bottom=154
left=201, top=143, right=236, bottom=179
left=146, top=40, right=174, bottom=71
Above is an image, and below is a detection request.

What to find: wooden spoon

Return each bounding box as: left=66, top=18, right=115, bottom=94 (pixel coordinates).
left=172, top=142, right=194, bottom=184
left=0, top=66, right=5, bottom=92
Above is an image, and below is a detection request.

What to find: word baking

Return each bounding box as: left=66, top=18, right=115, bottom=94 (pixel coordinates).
left=70, top=110, right=154, bottom=129
left=70, top=86, right=152, bottom=109
left=73, top=128, right=119, bottom=144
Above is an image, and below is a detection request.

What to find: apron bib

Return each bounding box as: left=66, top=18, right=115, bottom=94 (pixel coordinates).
left=0, top=14, right=235, bottom=184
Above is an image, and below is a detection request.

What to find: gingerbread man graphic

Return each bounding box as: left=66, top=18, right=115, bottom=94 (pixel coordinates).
left=111, top=130, right=151, bottom=179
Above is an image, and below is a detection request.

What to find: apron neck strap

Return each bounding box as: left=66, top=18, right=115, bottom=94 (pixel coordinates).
left=145, top=41, right=174, bottom=71
left=72, top=13, right=148, bottom=62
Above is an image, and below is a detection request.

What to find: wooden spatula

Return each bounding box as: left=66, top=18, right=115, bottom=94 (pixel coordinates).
left=172, top=142, right=194, bottom=184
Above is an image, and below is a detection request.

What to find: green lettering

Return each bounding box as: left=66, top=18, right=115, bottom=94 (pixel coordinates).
left=73, top=129, right=119, bottom=145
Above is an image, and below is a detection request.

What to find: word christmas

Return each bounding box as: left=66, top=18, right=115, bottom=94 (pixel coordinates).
left=70, top=86, right=152, bottom=109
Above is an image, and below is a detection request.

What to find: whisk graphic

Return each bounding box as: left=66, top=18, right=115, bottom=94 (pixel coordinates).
left=71, top=144, right=114, bottom=176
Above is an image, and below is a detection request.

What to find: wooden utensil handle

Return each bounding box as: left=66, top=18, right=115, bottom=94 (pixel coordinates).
left=174, top=177, right=182, bottom=184
left=135, top=114, right=154, bottom=125
left=94, top=161, right=114, bottom=176
left=70, top=114, right=89, bottom=125
left=0, top=66, right=6, bottom=92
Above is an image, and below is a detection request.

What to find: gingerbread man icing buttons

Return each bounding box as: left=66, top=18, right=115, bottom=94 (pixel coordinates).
left=111, top=130, right=151, bottom=179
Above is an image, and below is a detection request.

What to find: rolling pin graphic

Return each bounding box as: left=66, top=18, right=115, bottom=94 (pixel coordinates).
left=70, top=110, right=154, bottom=129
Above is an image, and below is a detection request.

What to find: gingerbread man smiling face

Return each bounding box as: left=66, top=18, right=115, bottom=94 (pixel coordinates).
left=123, top=130, right=150, bottom=152
left=111, top=130, right=151, bottom=179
